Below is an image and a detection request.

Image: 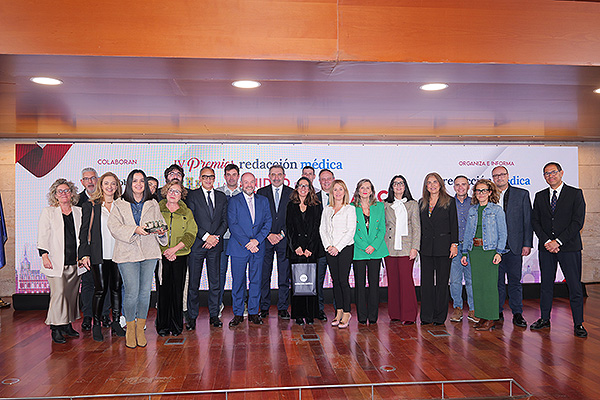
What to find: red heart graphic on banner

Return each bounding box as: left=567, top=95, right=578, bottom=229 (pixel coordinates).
left=16, top=144, right=73, bottom=178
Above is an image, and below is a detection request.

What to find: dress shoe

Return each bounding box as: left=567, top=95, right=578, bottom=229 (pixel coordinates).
left=317, top=311, right=327, bottom=321
left=450, top=307, right=463, bottom=322
left=51, top=326, right=67, bottom=344
left=467, top=310, right=479, bottom=323
left=306, top=318, right=314, bottom=325
left=475, top=319, right=496, bottom=331
left=530, top=318, right=551, bottom=330
left=338, top=314, right=352, bottom=329
left=278, top=310, right=291, bottom=320
left=229, top=315, right=244, bottom=327
left=209, top=316, right=223, bottom=327
left=62, top=323, right=80, bottom=338
left=260, top=309, right=269, bottom=319
left=512, top=313, right=527, bottom=328
left=186, top=318, right=196, bottom=330
left=157, top=329, right=170, bottom=337
left=81, top=316, right=92, bottom=331
left=0, top=299, right=11, bottom=308
left=101, top=315, right=112, bottom=328
left=248, top=314, right=263, bottom=325
left=295, top=318, right=305, bottom=325
left=574, top=324, right=588, bottom=338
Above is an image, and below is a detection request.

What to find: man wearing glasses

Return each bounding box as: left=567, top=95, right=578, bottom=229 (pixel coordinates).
left=157, top=164, right=186, bottom=202
left=492, top=166, right=532, bottom=328
left=77, top=167, right=98, bottom=207
left=186, top=167, right=228, bottom=328
left=531, top=162, right=587, bottom=337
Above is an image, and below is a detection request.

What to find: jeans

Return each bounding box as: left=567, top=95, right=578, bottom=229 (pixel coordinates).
left=118, top=259, right=158, bottom=322
left=449, top=243, right=474, bottom=310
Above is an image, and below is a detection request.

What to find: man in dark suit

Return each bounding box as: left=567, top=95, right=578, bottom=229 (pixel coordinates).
left=492, top=166, right=533, bottom=328
left=531, top=162, right=587, bottom=337
left=227, top=172, right=272, bottom=326
left=314, top=168, right=335, bottom=320
left=186, top=167, right=228, bottom=328
left=257, top=165, right=293, bottom=319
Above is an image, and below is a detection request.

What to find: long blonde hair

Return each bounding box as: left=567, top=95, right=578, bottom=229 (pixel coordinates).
left=89, top=172, right=122, bottom=205
left=328, top=179, right=350, bottom=207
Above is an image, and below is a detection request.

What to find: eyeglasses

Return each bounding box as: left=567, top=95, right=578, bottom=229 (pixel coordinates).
left=491, top=173, right=507, bottom=179
left=297, top=184, right=309, bottom=188
left=392, top=181, right=405, bottom=187
left=544, top=170, right=560, bottom=177
left=82, top=177, right=97, bottom=182
left=168, top=189, right=182, bottom=195
left=201, top=175, right=215, bottom=180
left=474, top=189, right=490, bottom=194
left=57, top=189, right=71, bottom=194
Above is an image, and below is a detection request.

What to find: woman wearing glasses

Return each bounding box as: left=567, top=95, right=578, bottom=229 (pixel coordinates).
left=37, top=179, right=83, bottom=343
left=108, top=169, right=168, bottom=348
left=156, top=180, right=197, bottom=336
left=460, top=179, right=507, bottom=331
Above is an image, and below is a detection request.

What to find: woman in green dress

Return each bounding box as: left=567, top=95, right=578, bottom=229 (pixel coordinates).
left=460, top=179, right=507, bottom=331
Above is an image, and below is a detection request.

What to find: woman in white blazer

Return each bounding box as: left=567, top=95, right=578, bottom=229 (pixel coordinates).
left=320, top=179, right=356, bottom=329
left=108, top=169, right=168, bottom=348
left=37, top=178, right=84, bottom=344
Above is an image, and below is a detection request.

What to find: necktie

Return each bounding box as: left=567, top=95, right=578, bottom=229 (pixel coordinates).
left=274, top=188, right=280, bottom=212
left=248, top=196, right=255, bottom=223
left=550, top=190, right=557, bottom=214
left=207, top=191, right=214, bottom=218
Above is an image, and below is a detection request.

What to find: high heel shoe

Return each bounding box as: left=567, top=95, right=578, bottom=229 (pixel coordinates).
left=338, top=314, right=352, bottom=329
left=331, top=310, right=343, bottom=326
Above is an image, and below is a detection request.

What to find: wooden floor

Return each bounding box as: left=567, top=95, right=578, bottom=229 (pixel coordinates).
left=1, top=285, right=600, bottom=400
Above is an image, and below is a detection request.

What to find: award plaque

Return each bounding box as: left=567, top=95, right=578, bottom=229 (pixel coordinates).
left=144, top=220, right=168, bottom=233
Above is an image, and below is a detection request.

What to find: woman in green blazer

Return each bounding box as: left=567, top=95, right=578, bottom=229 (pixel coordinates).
left=353, top=179, right=389, bottom=324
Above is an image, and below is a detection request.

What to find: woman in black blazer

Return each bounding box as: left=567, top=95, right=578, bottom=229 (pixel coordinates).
left=419, top=172, right=459, bottom=325
left=286, top=177, right=323, bottom=325
left=78, top=172, right=126, bottom=341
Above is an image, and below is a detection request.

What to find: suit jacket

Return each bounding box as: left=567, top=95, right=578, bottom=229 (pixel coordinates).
left=256, top=184, right=293, bottom=235
left=286, top=202, right=324, bottom=263
left=107, top=198, right=168, bottom=263
left=502, top=185, right=533, bottom=254
left=78, top=201, right=104, bottom=264
left=187, top=187, right=228, bottom=252
left=532, top=184, right=585, bottom=252
left=226, top=192, right=272, bottom=257
left=354, top=202, right=389, bottom=260
left=419, top=198, right=459, bottom=257
left=37, top=205, right=82, bottom=277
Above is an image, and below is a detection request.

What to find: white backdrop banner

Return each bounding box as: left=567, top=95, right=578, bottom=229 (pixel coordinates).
left=15, top=143, right=578, bottom=293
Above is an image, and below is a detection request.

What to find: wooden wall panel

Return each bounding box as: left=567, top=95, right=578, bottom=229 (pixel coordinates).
left=0, top=0, right=338, bottom=60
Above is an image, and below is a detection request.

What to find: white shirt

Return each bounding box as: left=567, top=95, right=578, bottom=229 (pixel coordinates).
left=101, top=204, right=116, bottom=259
left=498, top=188, right=507, bottom=209
left=549, top=182, right=564, bottom=203
left=319, top=204, right=356, bottom=252
left=319, top=190, right=330, bottom=207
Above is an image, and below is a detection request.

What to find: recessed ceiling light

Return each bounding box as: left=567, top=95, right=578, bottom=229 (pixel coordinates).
left=420, top=83, right=448, bottom=91
left=30, top=77, right=63, bottom=86
left=594, top=88, right=600, bottom=94
left=232, top=80, right=261, bottom=89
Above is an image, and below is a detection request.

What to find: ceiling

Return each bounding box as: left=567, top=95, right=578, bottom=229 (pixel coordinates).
left=2, top=54, right=600, bottom=142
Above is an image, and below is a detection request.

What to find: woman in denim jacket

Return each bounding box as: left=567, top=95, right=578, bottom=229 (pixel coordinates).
left=461, top=179, right=507, bottom=331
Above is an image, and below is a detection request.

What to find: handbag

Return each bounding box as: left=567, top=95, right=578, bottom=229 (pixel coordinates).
left=291, top=262, right=317, bottom=296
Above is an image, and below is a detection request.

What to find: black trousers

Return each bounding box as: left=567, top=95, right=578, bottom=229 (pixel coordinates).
left=81, top=268, right=110, bottom=319
left=539, top=249, right=584, bottom=325
left=353, top=258, right=381, bottom=322
left=420, top=255, right=451, bottom=324
left=326, top=245, right=354, bottom=313
left=188, top=247, right=221, bottom=319
left=91, top=260, right=121, bottom=323
left=156, top=255, right=188, bottom=335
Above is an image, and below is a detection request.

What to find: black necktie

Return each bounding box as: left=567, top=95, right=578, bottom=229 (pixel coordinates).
left=207, top=191, right=214, bottom=218
left=550, top=190, right=557, bottom=214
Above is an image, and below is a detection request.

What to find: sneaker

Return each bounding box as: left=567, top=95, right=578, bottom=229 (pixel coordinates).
left=467, top=310, right=480, bottom=323
left=450, top=307, right=463, bottom=322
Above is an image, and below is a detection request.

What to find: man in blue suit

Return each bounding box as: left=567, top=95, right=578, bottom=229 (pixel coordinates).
left=492, top=166, right=533, bottom=328
left=227, top=172, right=272, bottom=326
left=257, top=165, right=293, bottom=320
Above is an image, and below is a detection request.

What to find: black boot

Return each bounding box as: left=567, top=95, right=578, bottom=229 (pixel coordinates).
left=62, top=323, right=80, bottom=338
left=92, top=320, right=104, bottom=342
left=51, top=325, right=66, bottom=344
left=111, top=320, right=126, bottom=337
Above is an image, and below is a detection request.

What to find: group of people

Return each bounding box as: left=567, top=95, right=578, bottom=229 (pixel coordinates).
left=37, top=160, right=588, bottom=348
